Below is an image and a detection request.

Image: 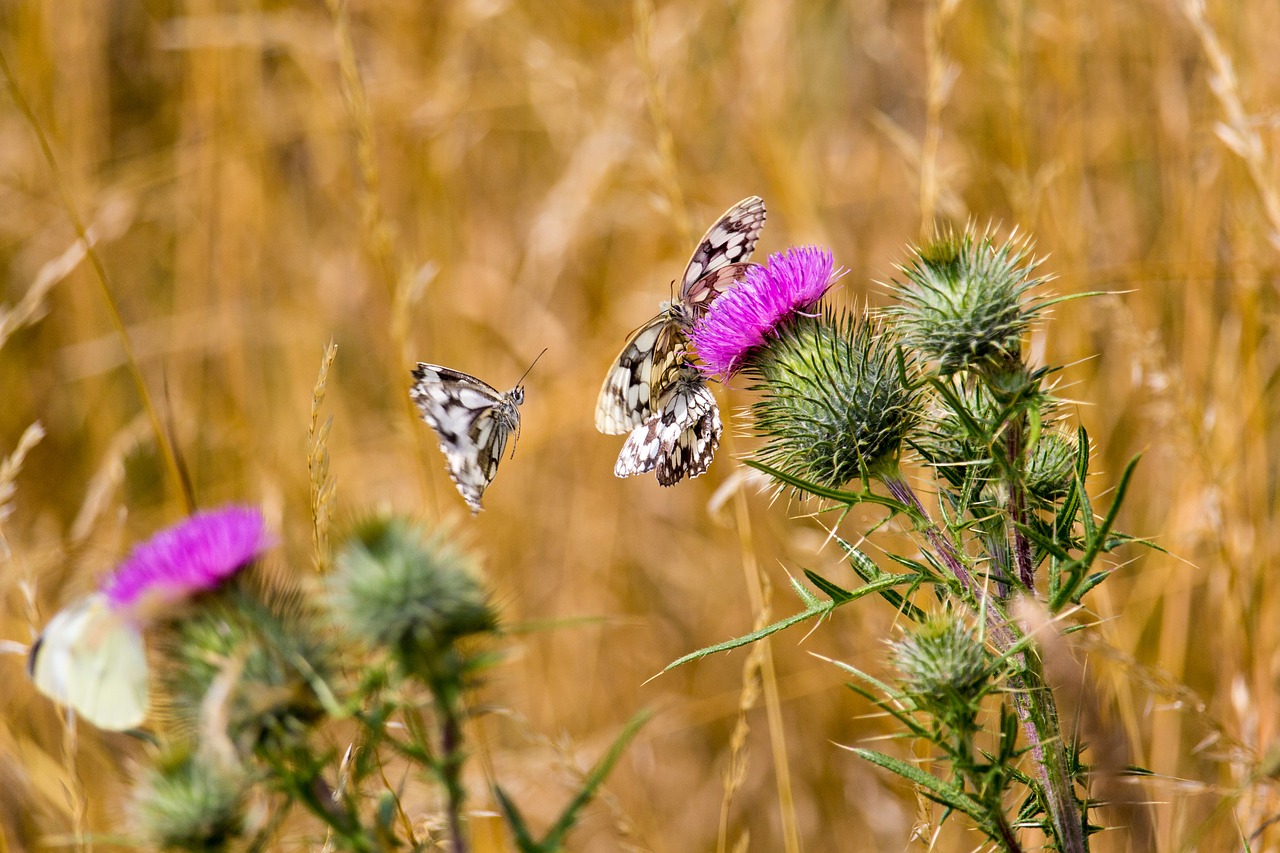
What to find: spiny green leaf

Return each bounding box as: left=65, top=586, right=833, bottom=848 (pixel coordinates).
left=803, top=569, right=854, bottom=602
left=852, top=748, right=1003, bottom=837
left=838, top=538, right=928, bottom=621
left=743, top=459, right=912, bottom=515
left=663, top=574, right=907, bottom=671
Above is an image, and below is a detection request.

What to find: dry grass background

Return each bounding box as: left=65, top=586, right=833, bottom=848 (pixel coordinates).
left=1, top=0, right=1278, bottom=850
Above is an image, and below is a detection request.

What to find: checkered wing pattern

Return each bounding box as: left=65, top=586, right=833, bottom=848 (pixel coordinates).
left=595, top=196, right=764, bottom=483
left=411, top=364, right=524, bottom=514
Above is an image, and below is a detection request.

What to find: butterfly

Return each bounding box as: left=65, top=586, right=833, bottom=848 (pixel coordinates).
left=597, top=196, right=765, bottom=484
left=28, top=592, right=149, bottom=731
left=410, top=362, right=529, bottom=514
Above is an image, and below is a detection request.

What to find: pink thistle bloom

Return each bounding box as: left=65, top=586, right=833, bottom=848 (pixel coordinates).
left=101, top=505, right=271, bottom=611
left=691, top=245, right=838, bottom=379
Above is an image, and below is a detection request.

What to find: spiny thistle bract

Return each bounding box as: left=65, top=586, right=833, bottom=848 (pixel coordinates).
left=750, top=310, right=920, bottom=489
left=888, top=226, right=1049, bottom=376
left=132, top=749, right=247, bottom=852
left=327, top=515, right=496, bottom=673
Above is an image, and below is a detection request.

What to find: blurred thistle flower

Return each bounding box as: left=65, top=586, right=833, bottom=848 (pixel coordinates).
left=691, top=245, right=838, bottom=379
left=133, top=749, right=246, bottom=852
left=160, top=585, right=330, bottom=751
left=887, top=226, right=1049, bottom=376
left=328, top=516, right=496, bottom=674
left=750, top=310, right=920, bottom=489
left=27, top=505, right=271, bottom=731
left=893, top=615, right=991, bottom=708
left=102, top=506, right=271, bottom=612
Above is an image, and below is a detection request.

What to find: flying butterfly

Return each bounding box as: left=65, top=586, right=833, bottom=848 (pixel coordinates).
left=411, top=355, right=540, bottom=514
left=596, top=196, right=765, bottom=485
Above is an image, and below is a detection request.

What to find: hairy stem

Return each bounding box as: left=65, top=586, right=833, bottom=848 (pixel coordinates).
left=883, top=473, right=974, bottom=592
left=1005, top=419, right=1035, bottom=589
left=1009, top=650, right=1086, bottom=852
left=882, top=472, right=1084, bottom=851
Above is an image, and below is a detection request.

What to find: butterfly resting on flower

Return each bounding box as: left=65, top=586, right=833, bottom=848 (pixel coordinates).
left=411, top=363, right=527, bottom=514
left=596, top=196, right=766, bottom=485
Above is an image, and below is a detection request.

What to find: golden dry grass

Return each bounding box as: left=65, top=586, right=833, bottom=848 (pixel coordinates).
left=1, top=1, right=1278, bottom=850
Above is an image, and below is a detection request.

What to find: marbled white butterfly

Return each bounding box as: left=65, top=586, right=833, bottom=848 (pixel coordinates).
left=596, top=196, right=766, bottom=485
left=411, top=361, right=532, bottom=514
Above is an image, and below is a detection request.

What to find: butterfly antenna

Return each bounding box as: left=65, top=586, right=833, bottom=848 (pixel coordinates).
left=508, top=348, right=546, bottom=460
left=514, top=347, right=548, bottom=391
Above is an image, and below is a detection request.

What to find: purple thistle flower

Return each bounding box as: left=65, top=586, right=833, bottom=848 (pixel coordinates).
left=101, top=506, right=271, bottom=612
left=691, top=245, right=838, bottom=379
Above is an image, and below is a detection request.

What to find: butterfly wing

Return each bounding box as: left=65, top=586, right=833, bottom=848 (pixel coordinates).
left=594, top=316, right=685, bottom=435
left=598, top=196, right=763, bottom=470
left=657, top=404, right=722, bottom=486
left=28, top=593, right=149, bottom=731
left=411, top=364, right=521, bottom=514
left=614, top=372, right=721, bottom=486
left=678, top=196, right=766, bottom=304
left=680, top=262, right=759, bottom=321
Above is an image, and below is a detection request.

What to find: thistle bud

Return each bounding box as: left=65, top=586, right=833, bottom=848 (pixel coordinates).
left=892, top=616, right=990, bottom=707
left=132, top=749, right=246, bottom=852
left=888, top=227, right=1048, bottom=377
left=328, top=516, right=496, bottom=676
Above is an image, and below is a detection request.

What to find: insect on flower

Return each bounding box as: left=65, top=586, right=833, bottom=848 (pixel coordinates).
left=597, top=196, right=766, bottom=485
left=28, top=506, right=270, bottom=730
left=411, top=352, right=543, bottom=514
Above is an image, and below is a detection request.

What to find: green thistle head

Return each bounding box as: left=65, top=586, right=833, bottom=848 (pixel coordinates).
left=1025, top=428, right=1079, bottom=502
left=328, top=515, right=497, bottom=678
left=749, top=309, right=920, bottom=490
left=888, top=226, right=1048, bottom=376
left=132, top=749, right=246, bottom=852
left=893, top=615, right=991, bottom=707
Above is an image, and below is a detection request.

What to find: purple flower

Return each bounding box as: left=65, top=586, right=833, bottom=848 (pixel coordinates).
left=691, top=245, right=838, bottom=379
left=101, top=506, right=271, bottom=611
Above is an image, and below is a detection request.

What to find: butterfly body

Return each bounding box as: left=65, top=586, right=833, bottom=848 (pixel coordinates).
left=597, top=196, right=765, bottom=484
left=411, top=364, right=524, bottom=514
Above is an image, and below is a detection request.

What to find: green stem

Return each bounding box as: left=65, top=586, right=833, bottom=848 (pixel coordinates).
left=432, top=676, right=469, bottom=853
left=1008, top=650, right=1086, bottom=852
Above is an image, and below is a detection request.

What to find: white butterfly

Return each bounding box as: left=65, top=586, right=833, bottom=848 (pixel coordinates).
left=597, top=196, right=765, bottom=485
left=28, top=592, right=149, bottom=731
left=410, top=363, right=526, bottom=514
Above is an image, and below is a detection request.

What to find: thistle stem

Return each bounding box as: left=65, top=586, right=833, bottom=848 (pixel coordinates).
left=881, top=472, right=1085, bottom=851
left=434, top=679, right=470, bottom=853
left=882, top=473, right=974, bottom=592
left=1008, top=651, right=1086, bottom=852
left=1005, top=419, right=1035, bottom=590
